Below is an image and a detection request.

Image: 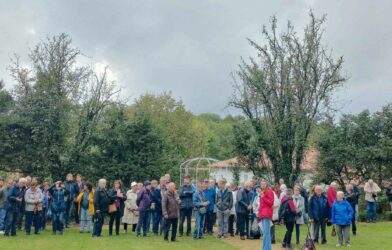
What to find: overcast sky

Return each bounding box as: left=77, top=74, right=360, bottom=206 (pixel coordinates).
left=1, top=0, right=391, bottom=116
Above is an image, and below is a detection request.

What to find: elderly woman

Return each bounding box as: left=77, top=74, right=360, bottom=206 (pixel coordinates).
left=24, top=180, right=43, bottom=235
left=293, top=185, right=305, bottom=245
left=93, top=179, right=110, bottom=237
left=331, top=191, right=353, bottom=247
left=122, top=182, right=139, bottom=233
left=108, top=180, right=126, bottom=236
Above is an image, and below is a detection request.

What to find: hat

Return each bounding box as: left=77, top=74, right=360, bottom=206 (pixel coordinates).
left=131, top=182, right=137, bottom=187
left=144, top=181, right=151, bottom=187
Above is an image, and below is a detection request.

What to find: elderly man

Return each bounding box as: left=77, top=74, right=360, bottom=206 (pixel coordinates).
left=203, top=179, right=216, bottom=235
left=4, top=178, right=27, bottom=237
left=162, top=182, right=180, bottom=242
left=216, top=178, right=233, bottom=238
left=235, top=182, right=252, bottom=240
left=364, top=179, right=381, bottom=223
left=93, top=179, right=110, bottom=237
left=309, top=185, right=329, bottom=244
left=345, top=184, right=358, bottom=235
left=179, top=176, right=194, bottom=237
left=136, top=181, right=152, bottom=237
left=349, top=180, right=361, bottom=223
left=64, top=173, right=79, bottom=228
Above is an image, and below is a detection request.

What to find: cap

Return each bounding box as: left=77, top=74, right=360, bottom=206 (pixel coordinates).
left=144, top=181, right=151, bottom=187
left=131, top=182, right=137, bottom=187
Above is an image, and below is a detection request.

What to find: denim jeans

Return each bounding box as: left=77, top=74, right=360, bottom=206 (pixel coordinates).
left=366, top=201, right=377, bottom=222
left=261, top=218, right=272, bottom=250
left=25, top=211, right=42, bottom=234
left=52, top=211, right=64, bottom=233
left=179, top=208, right=192, bottom=235
left=80, top=208, right=92, bottom=232
left=136, top=210, right=150, bottom=236
left=0, top=207, right=6, bottom=231
left=295, top=223, right=301, bottom=243
left=65, top=200, right=73, bottom=225
left=93, top=211, right=105, bottom=236
left=355, top=204, right=359, bottom=222
left=194, top=211, right=205, bottom=238
left=4, top=210, right=18, bottom=236
left=152, top=210, right=163, bottom=234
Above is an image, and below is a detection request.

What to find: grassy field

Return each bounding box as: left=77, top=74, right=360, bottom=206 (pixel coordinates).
left=1, top=222, right=391, bottom=250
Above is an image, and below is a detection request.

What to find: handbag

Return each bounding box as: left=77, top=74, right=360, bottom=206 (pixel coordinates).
left=331, top=225, right=336, bottom=237
left=108, top=203, right=117, bottom=214
left=199, top=206, right=207, bottom=215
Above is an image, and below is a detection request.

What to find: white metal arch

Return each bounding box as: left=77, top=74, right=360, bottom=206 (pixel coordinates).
left=179, top=157, right=220, bottom=185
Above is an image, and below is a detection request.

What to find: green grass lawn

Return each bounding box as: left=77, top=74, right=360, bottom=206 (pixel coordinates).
left=274, top=222, right=392, bottom=250
left=1, top=222, right=391, bottom=250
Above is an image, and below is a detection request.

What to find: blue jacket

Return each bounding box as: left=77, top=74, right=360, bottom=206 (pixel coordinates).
left=193, top=190, right=206, bottom=210
left=235, top=188, right=251, bottom=215
left=49, top=185, right=70, bottom=213
left=203, top=187, right=216, bottom=212
left=308, top=194, right=329, bottom=220
left=64, top=180, right=79, bottom=200
left=179, top=184, right=195, bottom=210
left=150, top=187, right=162, bottom=212
left=331, top=198, right=353, bottom=226
left=6, top=184, right=26, bottom=212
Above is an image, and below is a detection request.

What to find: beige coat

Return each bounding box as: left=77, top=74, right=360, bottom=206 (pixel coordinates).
left=122, top=190, right=139, bottom=224
left=364, top=182, right=381, bottom=202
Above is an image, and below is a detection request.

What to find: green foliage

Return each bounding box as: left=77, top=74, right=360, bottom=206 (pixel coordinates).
left=316, top=105, right=392, bottom=186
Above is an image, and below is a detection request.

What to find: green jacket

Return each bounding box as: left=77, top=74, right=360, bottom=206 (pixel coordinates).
left=216, top=188, right=233, bottom=211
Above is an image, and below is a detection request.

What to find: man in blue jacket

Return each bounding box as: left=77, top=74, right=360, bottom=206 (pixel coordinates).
left=308, top=185, right=329, bottom=244
left=179, top=176, right=194, bottom=237
left=64, top=173, right=80, bottom=228
left=203, top=179, right=216, bottom=235
left=4, top=178, right=27, bottom=237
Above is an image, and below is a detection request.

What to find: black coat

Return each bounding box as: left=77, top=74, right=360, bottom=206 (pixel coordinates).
left=109, top=188, right=126, bottom=216
left=94, top=188, right=111, bottom=213
left=179, top=184, right=194, bottom=210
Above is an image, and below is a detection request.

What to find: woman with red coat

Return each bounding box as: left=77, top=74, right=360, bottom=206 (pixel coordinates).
left=258, top=180, right=275, bottom=250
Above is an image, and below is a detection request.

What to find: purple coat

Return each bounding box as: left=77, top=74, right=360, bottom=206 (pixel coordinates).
left=136, top=188, right=151, bottom=212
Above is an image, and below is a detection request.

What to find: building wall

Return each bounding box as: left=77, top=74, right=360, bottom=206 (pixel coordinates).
left=211, top=168, right=254, bottom=185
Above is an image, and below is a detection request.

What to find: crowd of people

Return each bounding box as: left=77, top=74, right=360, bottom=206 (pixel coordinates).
left=0, top=173, right=391, bottom=250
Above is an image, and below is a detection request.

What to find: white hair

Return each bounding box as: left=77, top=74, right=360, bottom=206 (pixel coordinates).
left=331, top=181, right=337, bottom=187
left=337, top=191, right=344, bottom=197
left=98, top=179, right=106, bottom=188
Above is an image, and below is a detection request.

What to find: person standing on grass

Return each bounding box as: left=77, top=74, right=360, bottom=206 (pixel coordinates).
left=64, top=173, right=79, bottom=228
left=236, top=182, right=252, bottom=240
left=4, top=178, right=27, bottom=237
left=108, top=180, right=126, bottom=236
left=76, top=182, right=94, bottom=233
left=293, top=185, right=305, bottom=245
left=41, top=180, right=51, bottom=230
left=331, top=191, right=353, bottom=247
left=49, top=181, right=69, bottom=235
left=364, top=179, right=381, bottom=223
left=345, top=184, right=358, bottom=236
left=228, top=182, right=237, bottom=237
left=193, top=180, right=209, bottom=239
left=258, top=180, right=274, bottom=250
left=73, top=174, right=84, bottom=225
left=349, top=180, right=361, bottom=223
left=270, top=187, right=281, bottom=245
left=162, top=182, right=180, bottom=242
left=136, top=181, right=152, bottom=237
left=24, top=180, right=43, bottom=235
left=203, top=179, right=216, bottom=235
left=308, top=185, right=329, bottom=245
left=122, top=182, right=139, bottom=233
left=279, top=188, right=297, bottom=250
left=93, top=179, right=110, bottom=237
left=178, top=176, right=194, bottom=237
left=216, top=178, right=233, bottom=239
left=0, top=180, right=7, bottom=235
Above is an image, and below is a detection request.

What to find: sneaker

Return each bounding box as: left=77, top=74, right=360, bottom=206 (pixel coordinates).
left=0, top=231, right=4, bottom=235
left=346, top=244, right=351, bottom=247
left=336, top=244, right=341, bottom=247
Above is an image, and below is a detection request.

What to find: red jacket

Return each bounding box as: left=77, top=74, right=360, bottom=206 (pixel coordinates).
left=327, top=187, right=337, bottom=207
left=258, top=188, right=275, bottom=220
